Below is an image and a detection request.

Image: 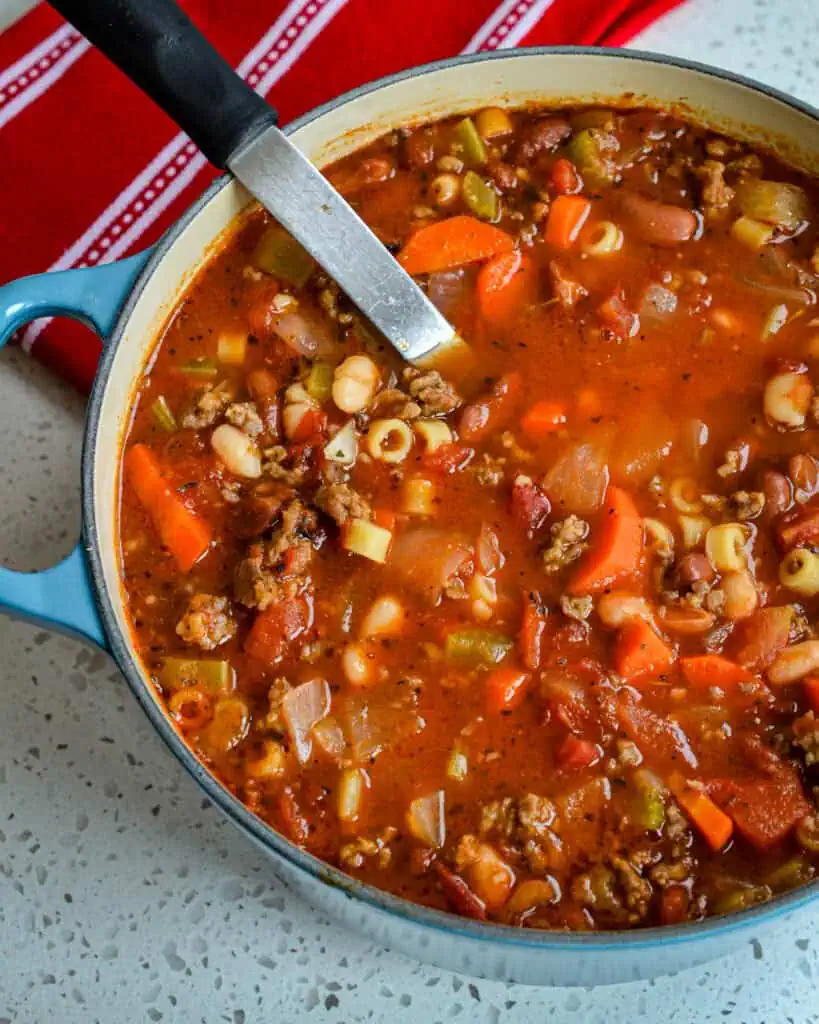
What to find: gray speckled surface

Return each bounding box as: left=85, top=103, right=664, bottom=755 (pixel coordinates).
left=2, top=0, right=819, bottom=1020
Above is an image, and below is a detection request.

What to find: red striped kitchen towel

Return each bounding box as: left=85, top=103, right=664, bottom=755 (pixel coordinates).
left=0, top=0, right=685, bottom=392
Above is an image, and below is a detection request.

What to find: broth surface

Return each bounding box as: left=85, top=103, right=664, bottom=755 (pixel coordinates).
left=120, top=106, right=819, bottom=930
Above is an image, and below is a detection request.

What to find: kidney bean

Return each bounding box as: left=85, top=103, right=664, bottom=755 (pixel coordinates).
left=676, top=552, right=716, bottom=588
left=789, top=454, right=819, bottom=498
left=516, top=117, right=572, bottom=160
left=619, top=191, right=698, bottom=246
left=403, top=129, right=435, bottom=169
left=762, top=469, right=793, bottom=517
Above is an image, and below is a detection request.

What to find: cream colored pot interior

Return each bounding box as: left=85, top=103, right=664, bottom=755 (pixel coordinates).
left=93, top=50, right=819, bottom=682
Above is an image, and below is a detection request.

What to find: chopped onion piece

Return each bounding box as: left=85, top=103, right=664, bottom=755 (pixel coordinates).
left=640, top=284, right=678, bottom=319
left=282, top=678, right=331, bottom=763
left=761, top=303, right=790, bottom=340
left=312, top=716, right=346, bottom=758
left=344, top=694, right=424, bottom=763
left=389, top=528, right=472, bottom=603
left=407, top=790, right=446, bottom=848
left=272, top=308, right=337, bottom=358
left=324, top=420, right=358, bottom=467
left=543, top=442, right=609, bottom=515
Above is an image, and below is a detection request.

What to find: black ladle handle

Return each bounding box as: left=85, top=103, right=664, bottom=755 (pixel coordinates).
left=49, top=0, right=278, bottom=168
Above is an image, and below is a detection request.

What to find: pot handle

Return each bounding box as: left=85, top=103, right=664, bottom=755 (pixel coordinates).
left=0, top=252, right=150, bottom=647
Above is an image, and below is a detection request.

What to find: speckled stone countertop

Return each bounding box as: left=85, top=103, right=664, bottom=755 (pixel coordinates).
left=2, top=0, right=819, bottom=1020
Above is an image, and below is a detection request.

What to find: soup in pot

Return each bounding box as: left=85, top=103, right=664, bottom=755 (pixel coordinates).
left=119, top=105, right=819, bottom=930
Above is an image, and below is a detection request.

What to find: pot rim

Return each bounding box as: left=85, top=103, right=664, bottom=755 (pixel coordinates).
left=82, top=45, right=819, bottom=953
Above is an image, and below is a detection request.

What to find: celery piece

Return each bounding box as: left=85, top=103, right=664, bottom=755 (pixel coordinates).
left=631, top=769, right=667, bottom=831
left=179, top=357, right=218, bottom=378
left=160, top=658, right=234, bottom=694
left=736, top=180, right=809, bottom=232
left=151, top=395, right=177, bottom=433
left=712, top=885, right=770, bottom=916
left=445, top=629, right=513, bottom=667
left=462, top=171, right=499, bottom=221
left=564, top=129, right=614, bottom=186
left=305, top=360, right=334, bottom=403
left=763, top=856, right=814, bottom=891
left=571, top=109, right=617, bottom=132
left=451, top=117, right=488, bottom=168
left=254, top=225, right=316, bottom=286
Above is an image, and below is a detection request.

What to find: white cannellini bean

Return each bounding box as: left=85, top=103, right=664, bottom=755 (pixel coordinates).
left=597, top=593, right=654, bottom=628
left=342, top=642, right=375, bottom=686
left=211, top=423, right=262, bottom=478
left=763, top=370, right=812, bottom=429
left=720, top=570, right=759, bottom=620
left=333, top=355, right=380, bottom=413
left=360, top=595, right=406, bottom=638
left=768, top=640, right=819, bottom=685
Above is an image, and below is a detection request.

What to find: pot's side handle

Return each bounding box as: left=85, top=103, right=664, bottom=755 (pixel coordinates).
left=0, top=253, right=150, bottom=345
left=0, top=252, right=150, bottom=648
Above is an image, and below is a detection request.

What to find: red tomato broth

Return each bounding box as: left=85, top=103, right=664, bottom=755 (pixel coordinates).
left=119, top=105, right=819, bottom=930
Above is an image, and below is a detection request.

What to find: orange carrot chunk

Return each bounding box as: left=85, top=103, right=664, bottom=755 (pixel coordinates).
left=125, top=443, right=211, bottom=572
left=544, top=195, right=592, bottom=249
left=680, top=655, right=753, bottom=689
left=569, top=486, right=644, bottom=594
left=485, top=667, right=530, bottom=714
left=520, top=400, right=568, bottom=439
left=397, top=215, right=515, bottom=275
left=675, top=786, right=734, bottom=851
left=477, top=250, right=537, bottom=323
left=614, top=620, right=675, bottom=681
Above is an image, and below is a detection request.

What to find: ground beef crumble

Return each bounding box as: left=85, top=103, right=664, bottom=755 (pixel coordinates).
left=180, top=381, right=236, bottom=430
left=402, top=367, right=461, bottom=417
left=542, top=515, right=589, bottom=574
left=175, top=594, right=237, bottom=650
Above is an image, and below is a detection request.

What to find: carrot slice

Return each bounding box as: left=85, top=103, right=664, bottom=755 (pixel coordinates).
left=520, top=400, right=568, bottom=439
left=805, top=676, right=819, bottom=714
left=544, top=195, right=592, bottom=249
left=397, top=216, right=515, bottom=275
left=568, top=486, right=644, bottom=594
left=485, top=667, right=530, bottom=714
left=675, top=786, right=733, bottom=851
left=680, top=655, right=753, bottom=689
left=477, top=250, right=537, bottom=323
left=124, top=444, right=211, bottom=572
left=613, top=620, right=675, bottom=681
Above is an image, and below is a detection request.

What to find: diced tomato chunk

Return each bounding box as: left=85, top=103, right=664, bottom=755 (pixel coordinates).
left=550, top=157, right=581, bottom=195
left=556, top=734, right=600, bottom=770
left=245, top=595, right=313, bottom=663
left=422, top=443, right=474, bottom=475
